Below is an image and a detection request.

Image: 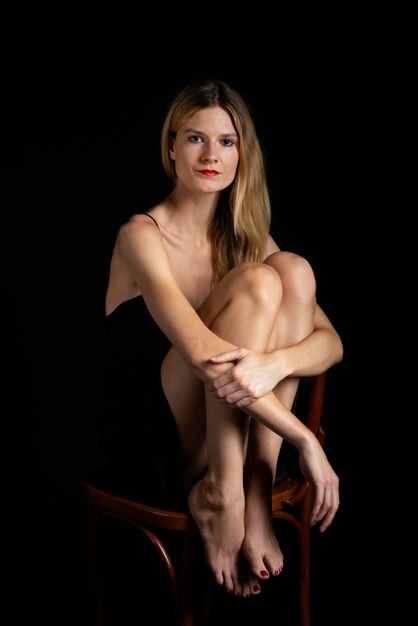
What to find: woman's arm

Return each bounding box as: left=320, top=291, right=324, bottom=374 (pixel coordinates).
left=113, top=215, right=239, bottom=382
left=208, top=305, right=343, bottom=407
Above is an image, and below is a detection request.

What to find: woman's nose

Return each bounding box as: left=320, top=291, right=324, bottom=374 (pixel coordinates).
left=201, top=142, right=219, bottom=162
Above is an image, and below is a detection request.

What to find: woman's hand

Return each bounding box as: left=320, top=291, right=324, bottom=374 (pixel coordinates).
left=298, top=437, right=340, bottom=532
left=208, top=348, right=288, bottom=407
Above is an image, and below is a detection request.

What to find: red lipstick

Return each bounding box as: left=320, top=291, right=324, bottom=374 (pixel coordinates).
left=198, top=169, right=220, bottom=176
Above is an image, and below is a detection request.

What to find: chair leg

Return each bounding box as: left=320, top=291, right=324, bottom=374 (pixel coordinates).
left=201, top=574, right=213, bottom=626
left=298, top=498, right=312, bottom=626
left=298, top=534, right=311, bottom=626
left=86, top=502, right=103, bottom=626
left=177, top=531, right=195, bottom=626
left=274, top=513, right=310, bottom=626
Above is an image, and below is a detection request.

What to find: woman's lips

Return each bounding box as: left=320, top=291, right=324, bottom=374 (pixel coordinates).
left=197, top=169, right=220, bottom=176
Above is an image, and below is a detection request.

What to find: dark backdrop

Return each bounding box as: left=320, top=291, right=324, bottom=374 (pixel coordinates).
left=1, top=17, right=355, bottom=626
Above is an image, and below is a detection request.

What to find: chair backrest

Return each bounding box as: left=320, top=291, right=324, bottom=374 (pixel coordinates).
left=293, top=372, right=327, bottom=437
left=272, top=372, right=327, bottom=510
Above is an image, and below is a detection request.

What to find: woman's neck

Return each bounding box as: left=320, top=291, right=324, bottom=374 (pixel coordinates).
left=160, top=189, right=218, bottom=245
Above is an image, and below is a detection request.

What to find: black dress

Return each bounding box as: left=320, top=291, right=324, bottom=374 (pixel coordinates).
left=98, top=294, right=187, bottom=510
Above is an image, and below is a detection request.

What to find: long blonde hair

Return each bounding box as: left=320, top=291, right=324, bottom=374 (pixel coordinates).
left=161, top=80, right=271, bottom=285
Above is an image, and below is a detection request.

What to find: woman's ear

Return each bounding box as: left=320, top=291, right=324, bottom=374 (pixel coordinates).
left=168, top=138, right=175, bottom=160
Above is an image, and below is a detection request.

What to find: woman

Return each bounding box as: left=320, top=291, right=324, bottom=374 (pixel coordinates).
left=101, top=79, right=343, bottom=599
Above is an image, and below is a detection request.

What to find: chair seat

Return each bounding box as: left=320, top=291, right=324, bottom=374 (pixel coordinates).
left=85, top=472, right=196, bottom=532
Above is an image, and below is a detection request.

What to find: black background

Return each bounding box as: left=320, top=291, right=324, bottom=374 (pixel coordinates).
left=1, top=16, right=357, bottom=626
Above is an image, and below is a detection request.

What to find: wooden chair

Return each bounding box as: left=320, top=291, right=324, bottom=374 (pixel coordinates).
left=84, top=371, right=327, bottom=626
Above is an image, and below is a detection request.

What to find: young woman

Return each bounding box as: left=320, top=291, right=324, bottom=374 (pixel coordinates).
left=100, top=79, right=343, bottom=599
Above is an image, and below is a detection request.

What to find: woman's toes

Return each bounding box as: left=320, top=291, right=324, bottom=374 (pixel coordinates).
left=223, top=577, right=234, bottom=594
left=240, top=580, right=252, bottom=598
left=265, top=557, right=284, bottom=576
left=233, top=582, right=243, bottom=597
left=251, top=583, right=261, bottom=595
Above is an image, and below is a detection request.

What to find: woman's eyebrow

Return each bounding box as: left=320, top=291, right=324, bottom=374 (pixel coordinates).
left=183, top=127, right=238, bottom=139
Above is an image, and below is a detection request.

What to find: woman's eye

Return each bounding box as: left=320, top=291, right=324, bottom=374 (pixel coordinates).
left=189, top=135, right=202, bottom=143
left=221, top=139, right=235, bottom=147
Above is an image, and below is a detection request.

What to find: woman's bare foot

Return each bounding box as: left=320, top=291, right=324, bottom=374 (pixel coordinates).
left=243, top=493, right=284, bottom=579
left=236, top=555, right=262, bottom=598
left=188, top=475, right=253, bottom=596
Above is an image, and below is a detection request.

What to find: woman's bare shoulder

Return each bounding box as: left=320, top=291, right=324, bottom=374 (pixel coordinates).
left=109, top=214, right=166, bottom=278
left=120, top=211, right=160, bottom=230
left=116, top=211, right=162, bottom=245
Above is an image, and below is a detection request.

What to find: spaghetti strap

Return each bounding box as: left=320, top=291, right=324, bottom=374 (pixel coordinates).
left=143, top=212, right=160, bottom=229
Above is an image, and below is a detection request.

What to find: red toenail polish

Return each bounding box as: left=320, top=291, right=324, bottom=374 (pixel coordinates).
left=253, top=584, right=260, bottom=592
left=260, top=570, right=269, bottom=577
left=274, top=570, right=279, bottom=575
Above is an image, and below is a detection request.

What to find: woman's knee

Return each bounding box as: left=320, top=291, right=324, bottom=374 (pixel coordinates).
left=232, top=262, right=283, bottom=308
left=264, top=251, right=316, bottom=304
left=198, top=262, right=282, bottom=327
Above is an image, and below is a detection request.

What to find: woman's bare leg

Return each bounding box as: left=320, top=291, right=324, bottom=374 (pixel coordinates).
left=188, top=392, right=250, bottom=595
left=162, top=262, right=282, bottom=596
left=242, top=251, right=317, bottom=580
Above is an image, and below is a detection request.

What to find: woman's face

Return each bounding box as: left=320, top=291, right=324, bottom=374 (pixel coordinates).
left=169, top=106, right=239, bottom=193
